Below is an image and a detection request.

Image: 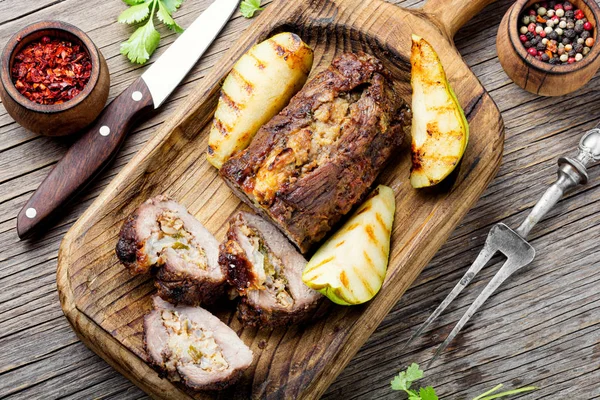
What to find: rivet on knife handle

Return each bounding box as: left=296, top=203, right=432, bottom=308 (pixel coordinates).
left=16, top=77, right=154, bottom=239
left=515, top=128, right=600, bottom=238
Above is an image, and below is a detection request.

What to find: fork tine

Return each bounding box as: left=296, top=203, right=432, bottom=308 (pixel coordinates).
left=403, top=236, right=499, bottom=350
left=427, top=257, right=523, bottom=367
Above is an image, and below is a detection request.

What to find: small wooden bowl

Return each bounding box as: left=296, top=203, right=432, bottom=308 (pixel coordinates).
left=497, top=0, right=600, bottom=96
left=0, top=21, right=110, bottom=136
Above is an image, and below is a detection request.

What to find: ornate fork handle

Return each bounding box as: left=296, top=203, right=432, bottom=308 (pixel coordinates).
left=516, top=128, right=600, bottom=239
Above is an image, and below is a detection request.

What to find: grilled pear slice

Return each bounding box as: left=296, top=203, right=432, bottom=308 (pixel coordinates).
left=302, top=185, right=395, bottom=305
left=207, top=32, right=314, bottom=169
left=410, top=34, right=469, bottom=188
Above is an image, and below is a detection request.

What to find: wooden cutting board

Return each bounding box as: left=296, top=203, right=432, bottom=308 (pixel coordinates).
left=57, top=0, right=504, bottom=398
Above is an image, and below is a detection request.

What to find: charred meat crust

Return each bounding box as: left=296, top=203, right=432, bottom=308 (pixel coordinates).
left=218, top=238, right=256, bottom=293
left=220, top=52, right=411, bottom=253
left=155, top=269, right=226, bottom=306
left=115, top=195, right=225, bottom=306
left=236, top=296, right=320, bottom=328
left=116, top=213, right=146, bottom=273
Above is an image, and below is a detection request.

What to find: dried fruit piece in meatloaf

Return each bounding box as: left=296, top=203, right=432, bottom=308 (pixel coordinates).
left=220, top=52, right=411, bottom=253
left=219, top=212, right=322, bottom=328
left=144, top=296, right=253, bottom=391
left=116, top=195, right=225, bottom=305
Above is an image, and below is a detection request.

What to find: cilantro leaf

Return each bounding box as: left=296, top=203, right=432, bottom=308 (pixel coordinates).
left=391, top=372, right=409, bottom=391
left=420, top=386, right=438, bottom=400
left=240, top=0, right=263, bottom=18
left=161, top=0, right=183, bottom=14
left=120, top=18, right=160, bottom=64
left=118, top=2, right=151, bottom=24
left=405, top=363, right=424, bottom=383
left=392, top=363, right=427, bottom=399
left=391, top=362, right=537, bottom=400
left=157, top=1, right=184, bottom=33
left=118, top=0, right=186, bottom=64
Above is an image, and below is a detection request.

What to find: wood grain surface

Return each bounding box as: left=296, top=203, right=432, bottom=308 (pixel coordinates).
left=1, top=0, right=600, bottom=400
left=57, top=0, right=504, bottom=397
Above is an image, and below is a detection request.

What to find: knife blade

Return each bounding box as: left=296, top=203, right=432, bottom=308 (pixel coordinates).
left=16, top=0, right=239, bottom=239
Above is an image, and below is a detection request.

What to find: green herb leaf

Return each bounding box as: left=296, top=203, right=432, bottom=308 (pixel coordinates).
left=157, top=0, right=184, bottom=33
left=120, top=17, right=161, bottom=64
left=240, top=0, right=263, bottom=18
left=123, top=0, right=146, bottom=5
left=118, top=2, right=151, bottom=24
left=391, top=363, right=426, bottom=399
left=391, top=373, right=409, bottom=391
left=118, top=0, right=186, bottom=64
left=405, top=363, right=424, bottom=383
left=161, top=0, right=183, bottom=13
left=419, top=386, right=438, bottom=400
left=391, top=363, right=537, bottom=400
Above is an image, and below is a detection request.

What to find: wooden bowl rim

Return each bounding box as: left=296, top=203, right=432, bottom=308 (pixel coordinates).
left=508, top=0, right=600, bottom=74
left=0, top=20, right=103, bottom=114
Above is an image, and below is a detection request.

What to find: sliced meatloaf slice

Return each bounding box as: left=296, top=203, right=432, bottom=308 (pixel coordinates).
left=219, top=212, right=322, bottom=328
left=144, top=296, right=253, bottom=391
left=220, top=52, right=411, bottom=253
left=116, top=195, right=225, bottom=305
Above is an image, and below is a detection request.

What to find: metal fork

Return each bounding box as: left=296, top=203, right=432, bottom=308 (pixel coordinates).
left=404, top=127, right=600, bottom=366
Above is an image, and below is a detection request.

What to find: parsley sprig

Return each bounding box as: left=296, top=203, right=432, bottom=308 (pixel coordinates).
left=118, top=0, right=185, bottom=64
left=391, top=363, right=538, bottom=400
left=240, top=0, right=263, bottom=18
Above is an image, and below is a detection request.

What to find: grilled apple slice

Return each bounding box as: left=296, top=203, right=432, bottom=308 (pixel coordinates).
left=302, top=185, right=395, bottom=305
left=410, top=34, right=469, bottom=188
left=207, top=32, right=314, bottom=169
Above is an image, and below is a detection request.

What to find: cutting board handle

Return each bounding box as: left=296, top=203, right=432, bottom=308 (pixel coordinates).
left=423, top=0, right=497, bottom=39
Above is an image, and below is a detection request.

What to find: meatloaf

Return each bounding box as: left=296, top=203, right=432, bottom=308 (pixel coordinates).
left=219, top=212, right=322, bottom=328
left=116, top=196, right=226, bottom=305
left=144, top=296, right=253, bottom=390
left=220, top=52, right=411, bottom=253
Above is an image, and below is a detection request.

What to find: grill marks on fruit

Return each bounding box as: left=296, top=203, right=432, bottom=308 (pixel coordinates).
left=219, top=91, right=241, bottom=115
left=230, top=68, right=254, bottom=94
left=247, top=51, right=267, bottom=70
left=160, top=310, right=228, bottom=374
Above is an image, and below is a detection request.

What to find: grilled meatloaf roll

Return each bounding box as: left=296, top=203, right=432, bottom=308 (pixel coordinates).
left=219, top=212, right=322, bottom=328
left=116, top=196, right=225, bottom=305
left=220, top=52, right=411, bottom=253
left=144, top=296, right=253, bottom=390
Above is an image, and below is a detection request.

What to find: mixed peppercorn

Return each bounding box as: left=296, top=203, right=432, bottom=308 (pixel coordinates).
left=11, top=36, right=92, bottom=105
left=519, top=1, right=595, bottom=65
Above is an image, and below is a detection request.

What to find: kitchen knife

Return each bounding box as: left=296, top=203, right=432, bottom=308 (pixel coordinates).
left=16, top=0, right=239, bottom=239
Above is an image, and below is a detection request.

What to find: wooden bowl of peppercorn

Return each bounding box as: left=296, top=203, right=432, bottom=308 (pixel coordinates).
left=497, top=0, right=600, bottom=96
left=0, top=21, right=110, bottom=136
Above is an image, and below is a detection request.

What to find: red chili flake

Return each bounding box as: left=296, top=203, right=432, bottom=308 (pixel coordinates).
left=11, top=36, right=92, bottom=105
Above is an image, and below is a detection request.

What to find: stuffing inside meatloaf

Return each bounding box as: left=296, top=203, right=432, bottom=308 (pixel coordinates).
left=116, top=196, right=225, bottom=305
left=219, top=212, right=322, bottom=328
left=144, top=297, right=253, bottom=390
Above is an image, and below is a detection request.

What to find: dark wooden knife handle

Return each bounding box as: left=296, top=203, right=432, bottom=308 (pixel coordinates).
left=17, top=77, right=154, bottom=239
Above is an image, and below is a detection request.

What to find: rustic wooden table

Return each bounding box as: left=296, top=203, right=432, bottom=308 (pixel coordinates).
left=1, top=0, right=599, bottom=399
